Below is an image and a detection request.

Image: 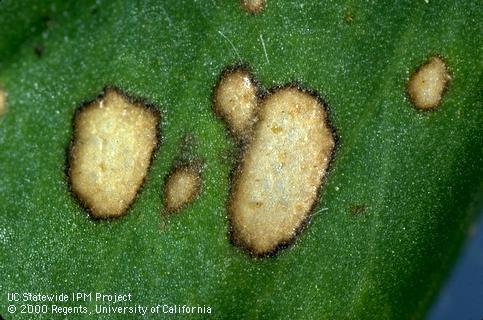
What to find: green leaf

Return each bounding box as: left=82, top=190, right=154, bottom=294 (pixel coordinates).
left=0, top=0, right=481, bottom=319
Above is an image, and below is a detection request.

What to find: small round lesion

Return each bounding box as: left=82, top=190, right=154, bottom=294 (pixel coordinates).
left=213, top=67, right=259, bottom=140
left=406, top=55, right=451, bottom=110
left=348, top=204, right=368, bottom=216
left=240, top=0, right=265, bottom=14
left=0, top=87, right=6, bottom=116
left=344, top=11, right=354, bottom=24
left=163, top=164, right=202, bottom=213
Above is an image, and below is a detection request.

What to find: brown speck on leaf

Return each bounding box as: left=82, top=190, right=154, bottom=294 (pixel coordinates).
left=42, top=16, right=53, bottom=29
left=349, top=204, right=368, bottom=215
left=240, top=0, right=265, bottom=14
left=0, top=88, right=6, bottom=116
left=34, top=45, right=44, bottom=58
left=344, top=12, right=354, bottom=24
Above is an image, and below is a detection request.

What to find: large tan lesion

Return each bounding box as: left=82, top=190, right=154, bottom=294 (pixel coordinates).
left=213, top=68, right=258, bottom=140
left=229, top=87, right=335, bottom=256
left=406, top=56, right=450, bottom=110
left=68, top=88, right=159, bottom=218
left=163, top=164, right=201, bottom=213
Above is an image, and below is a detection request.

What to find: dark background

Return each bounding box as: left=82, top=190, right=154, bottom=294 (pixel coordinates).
left=428, top=212, right=483, bottom=320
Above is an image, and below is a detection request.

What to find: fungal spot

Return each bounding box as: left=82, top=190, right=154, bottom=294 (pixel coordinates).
left=34, top=44, right=44, bottom=58
left=240, top=0, right=265, bottom=14
left=68, top=87, right=159, bottom=218
left=176, top=133, right=198, bottom=163
left=349, top=204, right=367, bottom=215
left=344, top=12, right=354, bottom=24
left=213, top=68, right=258, bottom=139
left=230, top=86, right=335, bottom=256
left=42, top=16, right=53, bottom=29
left=0, top=88, right=6, bottom=116
left=163, top=164, right=201, bottom=213
left=406, top=55, right=450, bottom=110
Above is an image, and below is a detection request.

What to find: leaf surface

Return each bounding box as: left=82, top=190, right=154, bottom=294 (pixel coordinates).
left=0, top=1, right=482, bottom=319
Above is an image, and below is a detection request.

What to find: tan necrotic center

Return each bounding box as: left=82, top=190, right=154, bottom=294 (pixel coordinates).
left=230, top=87, right=334, bottom=255
left=163, top=165, right=201, bottom=213
left=406, top=56, right=450, bottom=110
left=240, top=0, right=265, bottom=14
left=69, top=88, right=159, bottom=218
left=214, top=69, right=258, bottom=139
